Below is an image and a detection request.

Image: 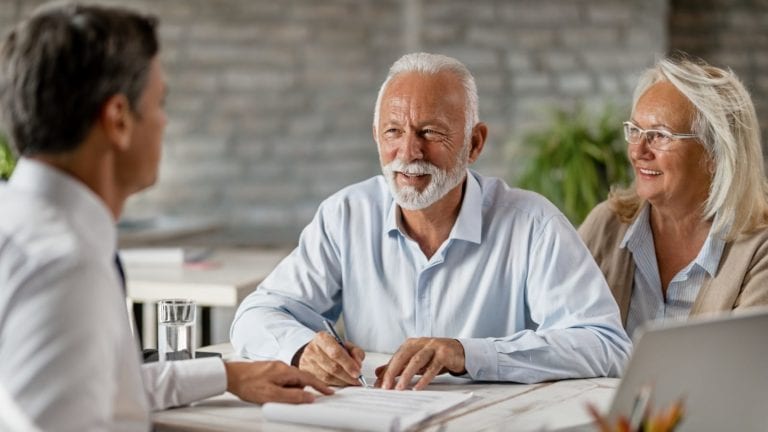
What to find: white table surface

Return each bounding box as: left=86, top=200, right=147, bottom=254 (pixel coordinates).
left=124, top=248, right=290, bottom=347
left=125, top=248, right=290, bottom=307
left=153, top=349, right=618, bottom=432
left=118, top=215, right=222, bottom=248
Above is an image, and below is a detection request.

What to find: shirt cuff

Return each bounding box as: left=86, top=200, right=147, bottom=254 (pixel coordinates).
left=173, top=357, right=228, bottom=405
left=277, top=328, right=317, bottom=365
left=458, top=338, right=498, bottom=381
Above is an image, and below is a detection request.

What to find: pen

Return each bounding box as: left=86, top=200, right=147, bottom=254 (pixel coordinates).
left=322, top=319, right=368, bottom=387
left=628, top=384, right=652, bottom=431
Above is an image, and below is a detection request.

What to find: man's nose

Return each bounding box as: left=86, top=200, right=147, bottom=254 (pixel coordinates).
left=398, top=131, right=423, bottom=162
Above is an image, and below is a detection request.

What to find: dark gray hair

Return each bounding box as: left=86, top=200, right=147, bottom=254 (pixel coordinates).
left=0, top=2, right=159, bottom=155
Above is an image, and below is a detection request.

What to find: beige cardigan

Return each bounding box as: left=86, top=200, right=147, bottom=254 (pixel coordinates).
left=578, top=201, right=768, bottom=326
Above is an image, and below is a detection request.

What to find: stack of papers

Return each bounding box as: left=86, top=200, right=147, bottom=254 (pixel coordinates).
left=263, top=387, right=473, bottom=431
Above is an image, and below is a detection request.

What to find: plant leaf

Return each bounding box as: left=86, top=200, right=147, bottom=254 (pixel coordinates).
left=512, top=104, right=631, bottom=225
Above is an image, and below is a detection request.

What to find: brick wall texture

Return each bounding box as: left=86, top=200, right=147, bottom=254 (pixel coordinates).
left=4, top=0, right=764, bottom=245
left=669, top=0, right=768, bottom=154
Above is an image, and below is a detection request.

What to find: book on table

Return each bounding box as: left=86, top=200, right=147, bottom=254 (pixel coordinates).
left=263, top=387, right=473, bottom=432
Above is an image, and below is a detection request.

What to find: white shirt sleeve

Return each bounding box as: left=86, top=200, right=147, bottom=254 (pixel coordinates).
left=140, top=357, right=227, bottom=410
left=0, top=248, right=228, bottom=428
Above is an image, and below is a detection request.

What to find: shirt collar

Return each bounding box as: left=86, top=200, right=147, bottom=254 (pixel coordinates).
left=449, top=170, right=482, bottom=244
left=696, top=228, right=726, bottom=276
left=9, top=158, right=117, bottom=258
left=621, top=202, right=725, bottom=277
left=620, top=203, right=650, bottom=251
left=385, top=169, right=483, bottom=245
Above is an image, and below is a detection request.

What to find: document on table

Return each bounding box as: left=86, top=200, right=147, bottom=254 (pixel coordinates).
left=263, top=387, right=473, bottom=432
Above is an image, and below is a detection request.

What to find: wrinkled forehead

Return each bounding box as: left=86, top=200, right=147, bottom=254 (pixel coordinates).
left=633, top=80, right=696, bottom=130
left=380, top=71, right=466, bottom=121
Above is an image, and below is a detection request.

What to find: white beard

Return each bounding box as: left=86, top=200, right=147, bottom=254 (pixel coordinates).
left=381, top=146, right=469, bottom=210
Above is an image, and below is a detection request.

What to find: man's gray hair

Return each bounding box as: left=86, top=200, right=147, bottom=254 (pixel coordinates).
left=631, top=56, right=768, bottom=239
left=373, top=52, right=479, bottom=143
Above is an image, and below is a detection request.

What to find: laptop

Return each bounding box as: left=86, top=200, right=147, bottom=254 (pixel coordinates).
left=607, top=308, right=768, bottom=431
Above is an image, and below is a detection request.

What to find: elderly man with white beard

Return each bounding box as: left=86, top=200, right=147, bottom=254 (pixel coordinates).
left=231, top=52, right=631, bottom=390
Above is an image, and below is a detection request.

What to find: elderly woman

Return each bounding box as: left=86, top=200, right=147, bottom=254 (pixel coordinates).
left=579, top=57, right=768, bottom=337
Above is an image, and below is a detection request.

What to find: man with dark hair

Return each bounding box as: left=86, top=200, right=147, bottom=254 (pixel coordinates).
left=0, top=3, right=330, bottom=431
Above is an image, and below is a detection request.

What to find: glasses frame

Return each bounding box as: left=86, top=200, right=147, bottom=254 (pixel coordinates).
left=622, top=121, right=698, bottom=151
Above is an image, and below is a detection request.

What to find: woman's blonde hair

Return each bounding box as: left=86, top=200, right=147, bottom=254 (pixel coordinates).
left=610, top=56, right=768, bottom=240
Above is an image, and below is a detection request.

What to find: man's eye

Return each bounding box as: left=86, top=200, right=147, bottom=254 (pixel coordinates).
left=647, top=131, right=666, bottom=142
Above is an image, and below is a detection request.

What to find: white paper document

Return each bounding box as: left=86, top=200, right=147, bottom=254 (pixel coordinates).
left=263, top=387, right=473, bottom=431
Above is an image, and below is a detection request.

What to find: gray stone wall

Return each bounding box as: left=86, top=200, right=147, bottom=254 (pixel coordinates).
left=2, top=0, right=669, bottom=245
left=669, top=0, right=768, bottom=154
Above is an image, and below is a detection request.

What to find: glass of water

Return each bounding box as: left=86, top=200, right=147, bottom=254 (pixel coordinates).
left=157, top=299, right=196, bottom=362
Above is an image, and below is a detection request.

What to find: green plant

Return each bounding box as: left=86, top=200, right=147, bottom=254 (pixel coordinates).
left=0, top=132, right=15, bottom=180
left=515, top=105, right=631, bottom=225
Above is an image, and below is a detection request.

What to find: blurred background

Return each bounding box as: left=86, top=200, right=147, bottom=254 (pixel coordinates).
left=1, top=0, right=767, bottom=244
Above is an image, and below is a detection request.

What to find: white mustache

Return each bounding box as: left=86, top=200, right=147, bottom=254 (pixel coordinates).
left=385, top=159, right=440, bottom=177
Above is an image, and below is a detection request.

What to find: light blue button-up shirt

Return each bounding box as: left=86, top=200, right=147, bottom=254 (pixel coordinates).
left=623, top=204, right=726, bottom=339
left=231, top=170, right=631, bottom=383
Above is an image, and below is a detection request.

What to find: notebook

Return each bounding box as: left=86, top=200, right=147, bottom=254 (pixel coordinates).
left=607, top=308, right=768, bottom=431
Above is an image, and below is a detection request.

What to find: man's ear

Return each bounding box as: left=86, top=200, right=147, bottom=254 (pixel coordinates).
left=100, top=94, right=134, bottom=152
left=468, top=122, right=487, bottom=163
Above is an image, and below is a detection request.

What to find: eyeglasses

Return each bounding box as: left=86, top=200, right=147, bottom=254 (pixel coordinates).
left=622, top=121, right=698, bottom=151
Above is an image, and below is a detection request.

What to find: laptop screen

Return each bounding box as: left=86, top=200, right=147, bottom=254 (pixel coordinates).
left=608, top=308, right=768, bottom=432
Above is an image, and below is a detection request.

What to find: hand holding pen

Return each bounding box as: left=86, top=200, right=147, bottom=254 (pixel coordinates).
left=293, top=319, right=367, bottom=387
left=323, top=320, right=368, bottom=387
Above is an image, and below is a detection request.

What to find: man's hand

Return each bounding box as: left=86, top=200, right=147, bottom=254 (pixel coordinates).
left=374, top=338, right=466, bottom=390
left=224, top=360, right=333, bottom=404
left=296, top=331, right=365, bottom=386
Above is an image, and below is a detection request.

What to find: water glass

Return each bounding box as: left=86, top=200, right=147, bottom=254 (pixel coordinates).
left=157, top=299, right=196, bottom=362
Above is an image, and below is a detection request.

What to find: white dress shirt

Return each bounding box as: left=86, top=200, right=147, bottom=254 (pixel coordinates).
left=232, top=171, right=631, bottom=383
left=0, top=380, right=41, bottom=432
left=0, top=159, right=226, bottom=432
